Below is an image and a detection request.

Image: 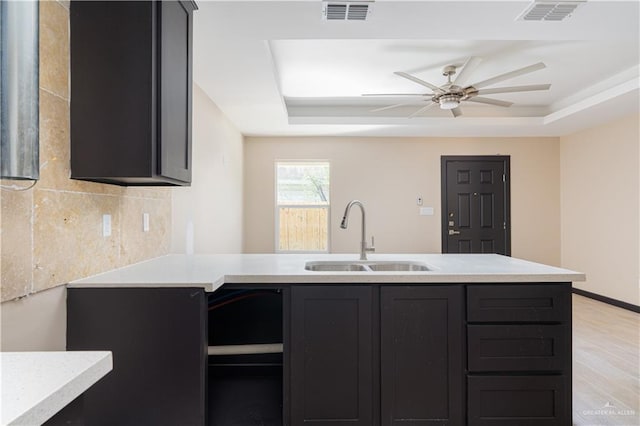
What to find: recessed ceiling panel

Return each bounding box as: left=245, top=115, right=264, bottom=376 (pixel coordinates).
left=271, top=39, right=638, bottom=104
left=194, top=1, right=639, bottom=136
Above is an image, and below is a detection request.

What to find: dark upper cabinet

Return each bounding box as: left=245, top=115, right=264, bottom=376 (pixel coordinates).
left=70, top=0, right=197, bottom=186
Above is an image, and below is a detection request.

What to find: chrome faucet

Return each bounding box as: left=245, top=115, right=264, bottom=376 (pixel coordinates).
left=340, top=200, right=375, bottom=261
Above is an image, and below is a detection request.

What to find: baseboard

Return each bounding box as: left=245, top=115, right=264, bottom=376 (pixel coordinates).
left=572, top=288, right=640, bottom=313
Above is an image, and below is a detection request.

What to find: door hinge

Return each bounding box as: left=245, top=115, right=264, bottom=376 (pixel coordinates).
left=503, top=222, right=506, bottom=230
left=502, top=174, right=505, bottom=182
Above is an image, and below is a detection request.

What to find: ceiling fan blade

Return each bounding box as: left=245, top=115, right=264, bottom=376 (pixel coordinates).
left=453, top=56, right=482, bottom=87
left=470, top=62, right=546, bottom=89
left=371, top=103, right=415, bottom=112
left=362, top=93, right=433, bottom=97
left=408, top=102, right=437, bottom=118
left=394, top=72, right=442, bottom=92
left=451, top=107, right=462, bottom=118
left=475, top=84, right=551, bottom=95
left=467, top=97, right=513, bottom=107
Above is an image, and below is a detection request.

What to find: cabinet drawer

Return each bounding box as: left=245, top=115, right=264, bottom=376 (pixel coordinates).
left=467, top=285, right=570, bottom=323
left=468, top=376, right=568, bottom=426
left=468, top=325, right=568, bottom=372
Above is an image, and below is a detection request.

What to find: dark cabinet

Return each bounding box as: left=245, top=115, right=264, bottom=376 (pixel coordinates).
left=67, top=288, right=208, bottom=426
left=466, top=284, right=572, bottom=426
left=290, top=286, right=374, bottom=425
left=381, top=286, right=464, bottom=426
left=468, top=376, right=568, bottom=426
left=207, top=288, right=284, bottom=426
left=290, top=285, right=464, bottom=426
left=66, top=282, right=572, bottom=426
left=70, top=0, right=196, bottom=186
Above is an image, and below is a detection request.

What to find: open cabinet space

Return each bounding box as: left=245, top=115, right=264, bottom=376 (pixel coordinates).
left=207, top=288, right=284, bottom=426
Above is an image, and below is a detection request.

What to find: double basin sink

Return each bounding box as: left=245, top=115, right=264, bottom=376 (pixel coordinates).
left=305, top=260, right=430, bottom=272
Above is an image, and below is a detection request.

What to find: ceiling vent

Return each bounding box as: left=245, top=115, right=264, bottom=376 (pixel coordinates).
left=323, top=2, right=373, bottom=21
left=517, top=1, right=585, bottom=21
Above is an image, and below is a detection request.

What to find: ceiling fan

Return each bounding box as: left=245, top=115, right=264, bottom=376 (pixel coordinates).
left=364, top=57, right=551, bottom=118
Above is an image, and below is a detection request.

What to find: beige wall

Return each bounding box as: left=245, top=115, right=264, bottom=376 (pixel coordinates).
left=244, top=136, right=561, bottom=266
left=1, top=286, right=66, bottom=351
left=560, top=113, right=640, bottom=306
left=1, top=1, right=171, bottom=350
left=171, top=85, right=244, bottom=254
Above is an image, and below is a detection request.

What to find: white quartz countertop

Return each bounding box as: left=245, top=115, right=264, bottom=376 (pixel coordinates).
left=68, top=253, right=585, bottom=292
left=1, top=351, right=112, bottom=426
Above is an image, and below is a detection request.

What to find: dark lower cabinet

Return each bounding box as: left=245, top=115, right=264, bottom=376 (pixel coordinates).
left=290, top=286, right=374, bottom=425
left=468, top=376, right=568, bottom=426
left=381, top=286, right=464, bottom=426
left=466, top=284, right=572, bottom=426
left=290, top=285, right=465, bottom=426
left=67, top=288, right=207, bottom=426
left=66, top=283, right=572, bottom=426
left=468, top=324, right=568, bottom=372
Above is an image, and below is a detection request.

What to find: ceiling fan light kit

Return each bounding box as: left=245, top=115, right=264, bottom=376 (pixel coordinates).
left=366, top=58, right=552, bottom=118
left=438, top=94, right=461, bottom=110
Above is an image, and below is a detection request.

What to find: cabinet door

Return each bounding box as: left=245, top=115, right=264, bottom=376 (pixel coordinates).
left=67, top=288, right=207, bottom=426
left=381, top=286, right=464, bottom=426
left=290, top=286, right=374, bottom=426
left=70, top=1, right=154, bottom=181
left=159, top=0, right=193, bottom=183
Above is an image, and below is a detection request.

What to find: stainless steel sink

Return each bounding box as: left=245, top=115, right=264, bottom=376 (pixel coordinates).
left=305, top=260, right=430, bottom=272
left=304, top=261, right=369, bottom=272
left=366, top=261, right=430, bottom=271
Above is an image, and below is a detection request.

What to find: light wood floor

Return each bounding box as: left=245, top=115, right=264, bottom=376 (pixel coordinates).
left=573, top=294, right=639, bottom=425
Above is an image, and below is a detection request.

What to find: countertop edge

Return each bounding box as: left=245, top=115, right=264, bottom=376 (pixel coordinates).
left=67, top=272, right=585, bottom=290
left=4, top=352, right=113, bottom=426
left=66, top=281, right=219, bottom=290
left=66, top=254, right=586, bottom=290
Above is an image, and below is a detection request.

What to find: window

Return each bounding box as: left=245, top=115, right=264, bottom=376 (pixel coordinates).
left=276, top=161, right=330, bottom=252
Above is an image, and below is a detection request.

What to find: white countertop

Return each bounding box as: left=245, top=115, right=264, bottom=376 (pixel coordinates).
left=1, top=351, right=112, bottom=426
left=69, top=253, right=585, bottom=292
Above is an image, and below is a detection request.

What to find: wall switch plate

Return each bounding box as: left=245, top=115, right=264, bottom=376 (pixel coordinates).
left=419, top=207, right=434, bottom=216
left=416, top=196, right=423, bottom=206
left=102, top=214, right=112, bottom=237
left=143, top=213, right=150, bottom=232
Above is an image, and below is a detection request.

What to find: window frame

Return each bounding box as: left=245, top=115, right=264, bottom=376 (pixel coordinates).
left=274, top=160, right=331, bottom=254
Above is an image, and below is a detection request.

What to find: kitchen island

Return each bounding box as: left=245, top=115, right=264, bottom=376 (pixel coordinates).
left=67, top=254, right=584, bottom=426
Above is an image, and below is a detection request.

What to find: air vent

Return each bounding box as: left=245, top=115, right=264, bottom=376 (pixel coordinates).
left=323, top=2, right=373, bottom=21
left=517, top=1, right=585, bottom=21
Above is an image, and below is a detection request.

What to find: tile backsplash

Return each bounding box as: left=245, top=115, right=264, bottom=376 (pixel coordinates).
left=0, top=0, right=171, bottom=302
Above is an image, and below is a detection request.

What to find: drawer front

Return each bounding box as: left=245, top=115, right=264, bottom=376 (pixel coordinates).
left=468, top=376, right=568, bottom=426
left=468, top=325, right=568, bottom=372
left=467, top=284, right=570, bottom=323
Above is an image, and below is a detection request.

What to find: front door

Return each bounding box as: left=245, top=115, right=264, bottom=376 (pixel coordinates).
left=441, top=156, right=510, bottom=255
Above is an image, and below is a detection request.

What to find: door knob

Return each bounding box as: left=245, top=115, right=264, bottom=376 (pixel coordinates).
left=448, top=229, right=461, bottom=235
